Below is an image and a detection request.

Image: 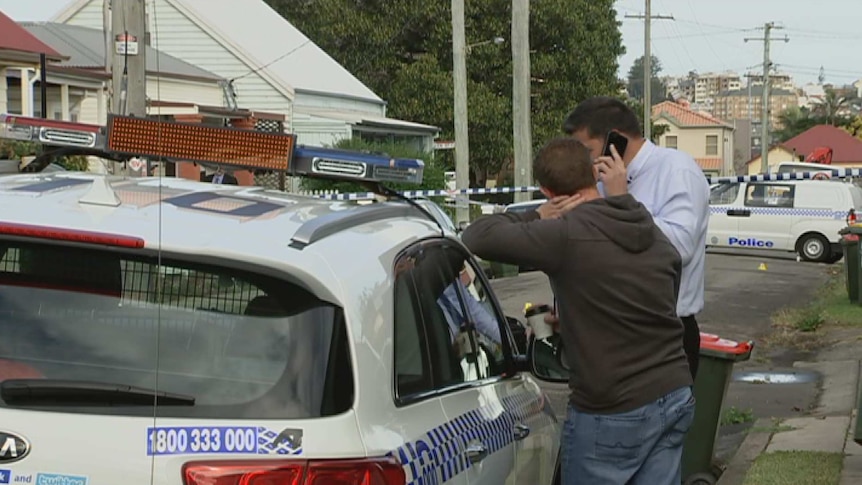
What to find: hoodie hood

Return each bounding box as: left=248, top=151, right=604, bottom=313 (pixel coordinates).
left=581, top=194, right=656, bottom=253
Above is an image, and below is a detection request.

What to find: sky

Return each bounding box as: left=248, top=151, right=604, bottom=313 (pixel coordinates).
left=2, top=0, right=860, bottom=86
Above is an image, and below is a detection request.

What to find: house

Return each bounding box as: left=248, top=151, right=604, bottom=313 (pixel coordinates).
left=53, top=0, right=441, bottom=151
left=0, top=9, right=66, bottom=116
left=8, top=21, right=226, bottom=125
left=746, top=124, right=862, bottom=175
left=651, top=100, right=735, bottom=176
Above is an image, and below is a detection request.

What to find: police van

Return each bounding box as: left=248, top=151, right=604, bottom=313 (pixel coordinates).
left=0, top=114, right=564, bottom=485
left=708, top=178, right=862, bottom=262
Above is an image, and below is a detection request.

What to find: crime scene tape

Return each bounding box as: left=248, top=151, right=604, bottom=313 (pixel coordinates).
left=312, top=169, right=862, bottom=201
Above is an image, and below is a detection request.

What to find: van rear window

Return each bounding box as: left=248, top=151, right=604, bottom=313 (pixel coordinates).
left=850, top=186, right=862, bottom=210
left=0, top=241, right=353, bottom=418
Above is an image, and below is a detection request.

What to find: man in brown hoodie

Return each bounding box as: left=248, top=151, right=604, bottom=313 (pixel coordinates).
left=461, top=137, right=694, bottom=485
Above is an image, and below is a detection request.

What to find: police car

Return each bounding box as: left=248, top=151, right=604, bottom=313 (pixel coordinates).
left=0, top=114, right=562, bottom=485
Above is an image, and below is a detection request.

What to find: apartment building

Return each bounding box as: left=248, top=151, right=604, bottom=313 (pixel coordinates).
left=745, top=72, right=795, bottom=91
left=713, top=85, right=798, bottom=130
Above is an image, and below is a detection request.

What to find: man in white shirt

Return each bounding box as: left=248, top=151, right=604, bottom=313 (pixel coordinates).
left=562, top=96, right=710, bottom=379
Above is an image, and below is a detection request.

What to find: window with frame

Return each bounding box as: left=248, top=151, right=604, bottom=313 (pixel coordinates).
left=665, top=135, right=678, bottom=149
left=706, top=135, right=719, bottom=156
left=709, top=183, right=740, bottom=205
left=392, top=243, right=509, bottom=402
left=744, top=183, right=795, bottom=208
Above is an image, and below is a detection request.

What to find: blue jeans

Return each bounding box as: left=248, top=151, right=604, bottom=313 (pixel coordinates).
left=561, top=386, right=696, bottom=485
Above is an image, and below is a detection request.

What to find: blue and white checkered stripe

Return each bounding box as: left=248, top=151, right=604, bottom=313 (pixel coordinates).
left=309, top=169, right=862, bottom=201
left=388, top=391, right=553, bottom=485
left=710, top=206, right=847, bottom=219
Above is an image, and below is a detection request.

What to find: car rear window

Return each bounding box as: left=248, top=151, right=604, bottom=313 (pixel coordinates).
left=0, top=241, right=353, bottom=419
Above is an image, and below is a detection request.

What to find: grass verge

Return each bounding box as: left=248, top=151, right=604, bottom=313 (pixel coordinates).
left=767, top=265, right=862, bottom=351
left=721, top=406, right=755, bottom=426
left=742, top=451, right=843, bottom=485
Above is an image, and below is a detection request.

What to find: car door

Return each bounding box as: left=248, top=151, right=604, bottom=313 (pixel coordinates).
left=708, top=182, right=743, bottom=247
left=738, top=182, right=796, bottom=250
left=405, top=241, right=518, bottom=485
left=453, top=247, right=559, bottom=485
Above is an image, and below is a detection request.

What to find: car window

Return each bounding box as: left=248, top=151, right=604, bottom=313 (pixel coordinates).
left=0, top=241, right=353, bottom=419
left=442, top=245, right=506, bottom=378
left=392, top=242, right=510, bottom=402
left=745, top=183, right=795, bottom=208
left=709, top=183, right=740, bottom=205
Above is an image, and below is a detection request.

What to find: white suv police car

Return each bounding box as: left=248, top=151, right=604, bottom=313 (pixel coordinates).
left=0, top=171, right=561, bottom=485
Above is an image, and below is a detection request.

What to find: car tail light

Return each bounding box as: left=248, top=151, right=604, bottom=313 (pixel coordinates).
left=0, top=222, right=145, bottom=248
left=182, top=457, right=406, bottom=485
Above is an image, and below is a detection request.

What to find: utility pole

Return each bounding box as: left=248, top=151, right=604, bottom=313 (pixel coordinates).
left=745, top=22, right=788, bottom=174
left=625, top=1, right=673, bottom=140
left=512, top=0, right=532, bottom=203
left=451, top=0, right=470, bottom=225
left=110, top=0, right=147, bottom=118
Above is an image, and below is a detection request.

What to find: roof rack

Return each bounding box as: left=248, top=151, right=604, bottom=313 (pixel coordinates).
left=289, top=202, right=425, bottom=249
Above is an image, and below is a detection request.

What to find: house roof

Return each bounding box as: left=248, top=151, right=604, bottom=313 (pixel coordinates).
left=20, top=22, right=222, bottom=83
left=0, top=10, right=65, bottom=62
left=54, top=0, right=384, bottom=105
left=652, top=101, right=733, bottom=128
left=299, top=109, right=440, bottom=134
left=783, top=124, right=862, bottom=164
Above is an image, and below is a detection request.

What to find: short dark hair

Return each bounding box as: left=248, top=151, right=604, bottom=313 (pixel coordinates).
left=562, top=96, right=641, bottom=139
left=533, top=138, right=595, bottom=196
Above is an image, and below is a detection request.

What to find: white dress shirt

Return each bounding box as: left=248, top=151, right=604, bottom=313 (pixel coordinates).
left=599, top=140, right=710, bottom=317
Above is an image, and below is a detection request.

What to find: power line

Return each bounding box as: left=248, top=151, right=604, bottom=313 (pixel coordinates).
left=744, top=22, right=789, bottom=173
left=229, top=40, right=313, bottom=82
left=624, top=1, right=674, bottom=140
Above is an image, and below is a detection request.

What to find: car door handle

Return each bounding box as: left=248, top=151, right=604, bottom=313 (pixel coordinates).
left=513, top=423, right=530, bottom=441
left=464, top=442, right=488, bottom=464
left=727, top=209, right=751, bottom=217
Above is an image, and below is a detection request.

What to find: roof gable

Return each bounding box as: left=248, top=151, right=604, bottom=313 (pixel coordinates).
left=20, top=21, right=222, bottom=82
left=783, top=124, right=862, bottom=163
left=169, top=0, right=383, bottom=104
left=0, top=10, right=65, bottom=61
left=652, top=101, right=732, bottom=128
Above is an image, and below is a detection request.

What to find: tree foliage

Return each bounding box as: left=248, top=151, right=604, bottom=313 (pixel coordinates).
left=774, top=88, right=855, bottom=143
left=626, top=55, right=667, bottom=107
left=267, top=0, right=624, bottom=185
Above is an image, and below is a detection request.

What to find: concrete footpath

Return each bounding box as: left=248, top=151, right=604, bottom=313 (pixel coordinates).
left=717, top=358, right=862, bottom=485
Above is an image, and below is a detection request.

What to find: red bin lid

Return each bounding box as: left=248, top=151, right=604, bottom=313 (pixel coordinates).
left=700, top=333, right=752, bottom=355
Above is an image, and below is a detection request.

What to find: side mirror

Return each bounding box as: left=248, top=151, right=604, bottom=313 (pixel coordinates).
left=527, top=334, right=569, bottom=383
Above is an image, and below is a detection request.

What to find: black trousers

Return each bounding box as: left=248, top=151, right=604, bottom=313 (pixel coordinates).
left=681, top=315, right=701, bottom=380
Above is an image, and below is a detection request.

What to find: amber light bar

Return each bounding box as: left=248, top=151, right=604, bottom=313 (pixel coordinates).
left=106, top=115, right=295, bottom=171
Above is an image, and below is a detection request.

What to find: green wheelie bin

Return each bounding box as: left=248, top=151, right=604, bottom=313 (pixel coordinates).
left=839, top=226, right=861, bottom=303
left=682, top=333, right=754, bottom=485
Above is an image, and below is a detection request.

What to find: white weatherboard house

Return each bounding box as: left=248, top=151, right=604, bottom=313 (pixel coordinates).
left=53, top=0, right=440, bottom=151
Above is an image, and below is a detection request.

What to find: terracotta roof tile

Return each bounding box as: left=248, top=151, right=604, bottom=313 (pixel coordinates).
left=695, top=158, right=723, bottom=170
left=0, top=10, right=64, bottom=60
left=783, top=124, right=862, bottom=164
left=652, top=101, right=732, bottom=128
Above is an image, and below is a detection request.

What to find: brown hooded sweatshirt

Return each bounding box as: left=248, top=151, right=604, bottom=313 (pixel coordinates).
left=461, top=194, right=692, bottom=413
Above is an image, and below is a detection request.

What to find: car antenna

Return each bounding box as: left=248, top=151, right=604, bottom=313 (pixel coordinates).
left=362, top=181, right=446, bottom=237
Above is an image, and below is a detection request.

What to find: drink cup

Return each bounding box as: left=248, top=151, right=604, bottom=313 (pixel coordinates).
left=524, top=303, right=554, bottom=340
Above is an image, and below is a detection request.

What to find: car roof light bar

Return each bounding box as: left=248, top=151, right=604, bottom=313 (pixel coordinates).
left=291, top=145, right=424, bottom=185
left=0, top=114, right=104, bottom=149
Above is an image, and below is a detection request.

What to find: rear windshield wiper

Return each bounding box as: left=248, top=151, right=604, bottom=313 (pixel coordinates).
left=0, top=379, right=195, bottom=406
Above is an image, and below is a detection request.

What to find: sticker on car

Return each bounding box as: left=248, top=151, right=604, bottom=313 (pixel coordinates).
left=146, top=426, right=303, bottom=456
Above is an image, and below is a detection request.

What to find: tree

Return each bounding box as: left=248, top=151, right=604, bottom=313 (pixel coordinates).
left=843, top=116, right=862, bottom=139
left=813, top=88, right=849, bottom=126
left=626, top=55, right=667, bottom=107
left=268, top=0, right=624, bottom=186
left=773, top=106, right=820, bottom=142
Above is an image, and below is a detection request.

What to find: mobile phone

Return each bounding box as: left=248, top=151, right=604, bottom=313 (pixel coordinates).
left=602, top=130, right=629, bottom=158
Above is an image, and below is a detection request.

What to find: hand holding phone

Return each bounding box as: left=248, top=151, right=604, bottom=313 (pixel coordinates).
left=602, top=130, right=629, bottom=159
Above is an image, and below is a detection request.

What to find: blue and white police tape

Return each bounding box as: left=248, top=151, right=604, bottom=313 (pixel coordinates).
left=312, top=169, right=862, bottom=201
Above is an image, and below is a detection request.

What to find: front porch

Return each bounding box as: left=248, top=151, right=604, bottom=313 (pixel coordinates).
left=4, top=67, right=107, bottom=122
